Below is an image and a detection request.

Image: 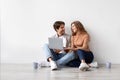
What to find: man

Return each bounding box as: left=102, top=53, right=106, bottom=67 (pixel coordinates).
left=43, top=21, right=75, bottom=70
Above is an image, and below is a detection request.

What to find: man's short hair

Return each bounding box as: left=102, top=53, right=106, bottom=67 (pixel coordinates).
left=53, top=21, right=65, bottom=31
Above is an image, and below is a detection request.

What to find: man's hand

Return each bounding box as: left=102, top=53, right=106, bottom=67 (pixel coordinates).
left=53, top=49, right=61, bottom=53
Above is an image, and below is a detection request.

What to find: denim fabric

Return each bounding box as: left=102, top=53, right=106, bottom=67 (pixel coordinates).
left=76, top=49, right=94, bottom=63
left=67, top=49, right=94, bottom=67
left=42, top=43, right=75, bottom=66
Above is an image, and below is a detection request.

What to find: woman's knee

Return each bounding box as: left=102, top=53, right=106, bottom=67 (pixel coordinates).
left=76, top=49, right=84, bottom=55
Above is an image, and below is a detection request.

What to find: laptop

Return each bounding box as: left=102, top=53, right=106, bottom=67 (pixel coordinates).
left=48, top=37, right=63, bottom=50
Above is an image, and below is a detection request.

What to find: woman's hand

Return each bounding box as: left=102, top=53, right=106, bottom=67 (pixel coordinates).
left=64, top=47, right=77, bottom=51
left=64, top=47, right=72, bottom=52
left=64, top=47, right=71, bottom=50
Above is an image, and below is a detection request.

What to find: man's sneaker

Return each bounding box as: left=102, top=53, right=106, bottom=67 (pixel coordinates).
left=89, top=61, right=98, bottom=68
left=50, top=61, right=58, bottom=70
left=79, top=63, right=89, bottom=71
left=39, top=61, right=50, bottom=68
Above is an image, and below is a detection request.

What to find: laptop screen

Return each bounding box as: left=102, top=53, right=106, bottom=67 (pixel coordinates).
left=48, top=38, right=63, bottom=50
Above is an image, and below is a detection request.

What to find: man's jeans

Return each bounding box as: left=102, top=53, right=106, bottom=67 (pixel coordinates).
left=43, top=43, right=75, bottom=66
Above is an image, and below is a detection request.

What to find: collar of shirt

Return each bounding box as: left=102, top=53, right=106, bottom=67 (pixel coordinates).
left=55, top=34, right=66, bottom=38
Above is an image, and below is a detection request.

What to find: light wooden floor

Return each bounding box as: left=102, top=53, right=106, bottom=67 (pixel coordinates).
left=1, top=64, right=120, bottom=80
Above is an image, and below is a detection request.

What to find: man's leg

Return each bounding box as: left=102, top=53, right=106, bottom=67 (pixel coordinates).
left=42, top=43, right=58, bottom=70
left=56, top=51, right=75, bottom=66
left=42, top=43, right=58, bottom=61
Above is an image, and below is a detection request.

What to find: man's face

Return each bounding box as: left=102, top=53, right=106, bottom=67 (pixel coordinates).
left=56, top=24, right=65, bottom=36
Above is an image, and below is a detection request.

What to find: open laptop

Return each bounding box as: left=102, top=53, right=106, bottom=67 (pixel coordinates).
left=48, top=37, right=63, bottom=50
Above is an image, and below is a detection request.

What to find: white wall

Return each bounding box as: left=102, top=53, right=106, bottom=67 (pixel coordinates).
left=1, top=0, right=120, bottom=64
left=0, top=0, right=1, bottom=60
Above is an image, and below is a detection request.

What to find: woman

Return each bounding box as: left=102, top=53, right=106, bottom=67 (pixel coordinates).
left=65, top=21, right=94, bottom=71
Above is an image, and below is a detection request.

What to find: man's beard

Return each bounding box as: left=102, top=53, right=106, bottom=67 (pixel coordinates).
left=61, top=31, right=65, bottom=35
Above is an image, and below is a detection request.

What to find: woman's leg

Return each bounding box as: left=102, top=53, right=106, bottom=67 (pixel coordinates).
left=66, top=58, right=80, bottom=67
left=76, top=49, right=86, bottom=62
left=76, top=49, right=94, bottom=63
left=84, top=51, right=97, bottom=68
left=84, top=51, right=94, bottom=64
left=76, top=49, right=89, bottom=71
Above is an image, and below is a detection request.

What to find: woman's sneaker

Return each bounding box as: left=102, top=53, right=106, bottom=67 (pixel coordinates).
left=89, top=61, right=98, bottom=68
left=79, top=63, right=89, bottom=71
left=50, top=61, right=58, bottom=70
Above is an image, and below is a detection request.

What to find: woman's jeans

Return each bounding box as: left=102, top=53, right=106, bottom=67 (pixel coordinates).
left=67, top=49, right=94, bottom=67
left=42, top=43, right=75, bottom=66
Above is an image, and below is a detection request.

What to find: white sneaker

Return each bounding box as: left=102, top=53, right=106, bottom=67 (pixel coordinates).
left=89, top=61, right=98, bottom=68
left=39, top=61, right=50, bottom=68
left=50, top=61, right=58, bottom=70
left=79, top=63, right=89, bottom=71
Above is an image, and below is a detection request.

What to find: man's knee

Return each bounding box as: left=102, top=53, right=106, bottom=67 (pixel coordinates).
left=43, top=43, right=49, bottom=48
left=67, top=51, right=76, bottom=60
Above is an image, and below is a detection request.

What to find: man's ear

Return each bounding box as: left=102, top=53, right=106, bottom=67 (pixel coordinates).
left=56, top=29, right=59, bottom=32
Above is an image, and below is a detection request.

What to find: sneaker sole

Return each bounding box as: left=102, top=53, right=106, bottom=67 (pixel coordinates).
left=51, top=68, right=58, bottom=71
left=79, top=67, right=89, bottom=71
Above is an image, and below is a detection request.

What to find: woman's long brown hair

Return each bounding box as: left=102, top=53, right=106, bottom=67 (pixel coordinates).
left=71, top=21, right=87, bottom=36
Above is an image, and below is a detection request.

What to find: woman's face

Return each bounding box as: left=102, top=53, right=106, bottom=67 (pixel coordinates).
left=71, top=24, right=77, bottom=33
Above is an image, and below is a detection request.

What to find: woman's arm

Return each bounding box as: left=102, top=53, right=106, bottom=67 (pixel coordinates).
left=64, top=36, right=77, bottom=51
